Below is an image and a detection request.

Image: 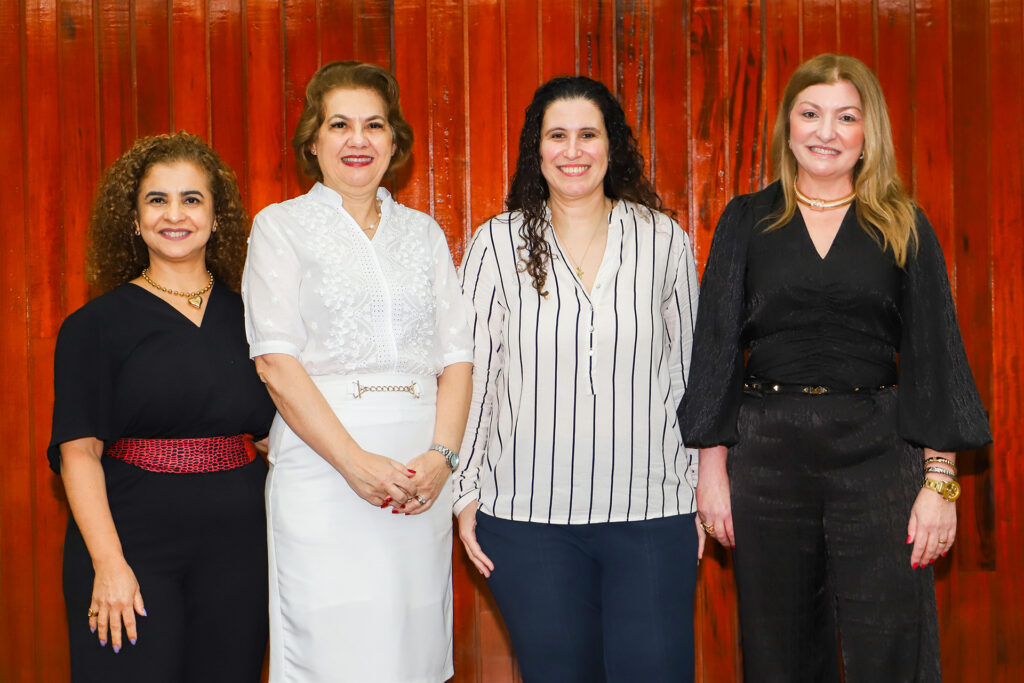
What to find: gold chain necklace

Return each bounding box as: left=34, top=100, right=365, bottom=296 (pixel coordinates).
left=794, top=181, right=856, bottom=211
left=141, top=268, right=214, bottom=309
left=558, top=209, right=608, bottom=279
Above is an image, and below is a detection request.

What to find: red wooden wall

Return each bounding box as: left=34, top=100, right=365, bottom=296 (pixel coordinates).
left=1, top=1, right=1022, bottom=681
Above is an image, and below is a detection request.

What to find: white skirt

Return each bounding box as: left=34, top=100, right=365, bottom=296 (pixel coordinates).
left=266, top=373, right=453, bottom=683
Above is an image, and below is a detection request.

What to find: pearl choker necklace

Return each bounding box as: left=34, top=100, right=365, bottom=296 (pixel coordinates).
left=794, top=182, right=856, bottom=211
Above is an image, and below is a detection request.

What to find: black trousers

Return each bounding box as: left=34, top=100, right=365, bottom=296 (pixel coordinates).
left=63, top=458, right=269, bottom=683
left=729, top=387, right=941, bottom=683
left=475, top=512, right=698, bottom=683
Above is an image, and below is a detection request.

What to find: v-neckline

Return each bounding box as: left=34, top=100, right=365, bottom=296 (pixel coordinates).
left=547, top=202, right=617, bottom=297
left=130, top=280, right=214, bottom=329
left=797, top=204, right=853, bottom=262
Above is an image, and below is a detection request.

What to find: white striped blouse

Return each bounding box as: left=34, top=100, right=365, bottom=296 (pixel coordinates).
left=455, top=200, right=700, bottom=525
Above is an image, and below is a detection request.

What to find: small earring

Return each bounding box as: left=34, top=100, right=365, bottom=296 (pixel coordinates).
left=212, top=222, right=218, bottom=233
left=134, top=227, right=141, bottom=236
left=311, top=147, right=317, bottom=156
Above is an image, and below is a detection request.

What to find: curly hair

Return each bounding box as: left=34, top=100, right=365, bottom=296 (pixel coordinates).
left=87, top=132, right=249, bottom=294
left=292, top=60, right=414, bottom=182
left=767, top=54, right=918, bottom=266
left=506, top=76, right=665, bottom=295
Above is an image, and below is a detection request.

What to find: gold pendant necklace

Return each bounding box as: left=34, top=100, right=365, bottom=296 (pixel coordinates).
left=794, top=181, right=856, bottom=211
left=141, top=268, right=214, bottom=309
left=560, top=211, right=607, bottom=279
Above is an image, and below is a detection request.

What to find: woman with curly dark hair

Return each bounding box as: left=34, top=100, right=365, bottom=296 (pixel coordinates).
left=455, top=76, right=702, bottom=682
left=48, top=132, right=275, bottom=682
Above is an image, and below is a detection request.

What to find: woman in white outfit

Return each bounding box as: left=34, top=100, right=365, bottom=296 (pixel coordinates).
left=242, top=60, right=473, bottom=683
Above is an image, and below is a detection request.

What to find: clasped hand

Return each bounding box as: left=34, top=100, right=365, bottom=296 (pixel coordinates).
left=338, top=447, right=450, bottom=515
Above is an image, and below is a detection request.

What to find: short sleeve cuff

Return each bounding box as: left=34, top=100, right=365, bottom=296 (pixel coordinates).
left=442, top=350, right=474, bottom=367
left=249, top=340, right=301, bottom=360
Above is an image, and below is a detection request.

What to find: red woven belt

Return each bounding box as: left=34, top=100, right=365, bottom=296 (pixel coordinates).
left=103, top=435, right=256, bottom=473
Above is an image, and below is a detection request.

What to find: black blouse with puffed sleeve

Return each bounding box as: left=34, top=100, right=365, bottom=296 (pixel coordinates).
left=678, top=181, right=991, bottom=452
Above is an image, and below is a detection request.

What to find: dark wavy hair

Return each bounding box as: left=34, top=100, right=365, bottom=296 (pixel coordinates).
left=292, top=60, right=414, bottom=182
left=506, top=76, right=664, bottom=294
left=87, top=132, right=249, bottom=294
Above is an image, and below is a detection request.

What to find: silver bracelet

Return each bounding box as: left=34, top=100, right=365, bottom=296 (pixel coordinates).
left=923, top=466, right=957, bottom=480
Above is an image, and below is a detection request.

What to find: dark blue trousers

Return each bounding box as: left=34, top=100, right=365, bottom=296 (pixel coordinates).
left=475, top=511, right=698, bottom=683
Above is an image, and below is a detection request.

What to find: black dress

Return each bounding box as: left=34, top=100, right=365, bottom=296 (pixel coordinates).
left=679, top=182, right=990, bottom=682
left=49, top=281, right=276, bottom=683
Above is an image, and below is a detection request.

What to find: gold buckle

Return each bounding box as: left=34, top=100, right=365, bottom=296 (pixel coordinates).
left=802, top=385, right=829, bottom=395
left=351, top=380, right=421, bottom=399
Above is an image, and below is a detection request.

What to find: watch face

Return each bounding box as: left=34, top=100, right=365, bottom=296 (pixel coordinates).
left=448, top=452, right=460, bottom=471
left=944, top=480, right=962, bottom=501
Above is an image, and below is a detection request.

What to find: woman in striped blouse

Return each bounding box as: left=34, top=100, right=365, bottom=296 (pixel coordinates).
left=455, top=76, right=702, bottom=682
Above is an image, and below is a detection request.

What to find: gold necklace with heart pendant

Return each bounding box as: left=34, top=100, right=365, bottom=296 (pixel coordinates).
left=141, top=268, right=214, bottom=309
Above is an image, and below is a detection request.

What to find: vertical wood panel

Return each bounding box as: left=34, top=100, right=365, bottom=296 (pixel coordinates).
left=135, top=0, right=171, bottom=135
left=0, top=1, right=32, bottom=679
left=392, top=0, right=431, bottom=211
left=989, top=1, right=1024, bottom=677
left=170, top=0, right=210, bottom=136
left=96, top=0, right=135, bottom=166
left=649, top=0, right=688, bottom=222
left=4, top=2, right=1024, bottom=681
left=210, top=0, right=248, bottom=199
left=948, top=2, right=997, bottom=679
left=282, top=0, right=319, bottom=198
left=245, top=0, right=285, bottom=212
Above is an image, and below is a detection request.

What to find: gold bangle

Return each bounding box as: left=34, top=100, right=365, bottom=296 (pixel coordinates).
left=924, top=456, right=957, bottom=472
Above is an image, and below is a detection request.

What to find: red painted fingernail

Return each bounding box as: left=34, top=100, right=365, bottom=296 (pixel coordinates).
left=912, top=563, right=918, bottom=569
left=392, top=509, right=401, bottom=514
left=408, top=469, right=416, bottom=475
left=380, top=503, right=388, bottom=509
left=906, top=535, right=912, bottom=544
left=384, top=497, right=392, bottom=505
left=942, top=551, right=948, bottom=557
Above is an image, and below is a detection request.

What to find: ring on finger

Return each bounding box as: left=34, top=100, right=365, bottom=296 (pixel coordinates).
left=416, top=495, right=427, bottom=505
left=87, top=608, right=99, bottom=618
left=700, top=522, right=715, bottom=534
left=938, top=539, right=948, bottom=544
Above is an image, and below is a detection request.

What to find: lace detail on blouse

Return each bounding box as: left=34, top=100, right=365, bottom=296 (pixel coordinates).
left=242, top=184, right=472, bottom=377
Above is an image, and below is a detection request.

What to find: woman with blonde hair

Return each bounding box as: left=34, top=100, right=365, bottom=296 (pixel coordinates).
left=243, top=60, right=472, bottom=682
left=680, top=54, right=990, bottom=681
left=49, top=132, right=275, bottom=682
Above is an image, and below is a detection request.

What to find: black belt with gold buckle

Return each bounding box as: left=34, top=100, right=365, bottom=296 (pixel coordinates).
left=743, top=378, right=896, bottom=396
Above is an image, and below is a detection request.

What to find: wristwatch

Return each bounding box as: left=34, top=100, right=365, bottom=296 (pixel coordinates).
left=922, top=477, right=961, bottom=502
left=429, top=443, right=460, bottom=472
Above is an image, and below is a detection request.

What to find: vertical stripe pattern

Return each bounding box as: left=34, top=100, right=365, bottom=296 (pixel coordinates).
left=455, top=201, right=699, bottom=524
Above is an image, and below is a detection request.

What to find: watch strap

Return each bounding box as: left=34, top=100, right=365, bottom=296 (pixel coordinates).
left=429, top=443, right=459, bottom=471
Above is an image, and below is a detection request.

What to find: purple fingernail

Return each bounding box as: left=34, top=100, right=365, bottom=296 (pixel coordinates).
left=90, top=626, right=96, bottom=634
left=100, top=639, right=107, bottom=647
left=113, top=644, right=121, bottom=654
left=130, top=638, right=137, bottom=646
left=140, top=608, right=148, bottom=617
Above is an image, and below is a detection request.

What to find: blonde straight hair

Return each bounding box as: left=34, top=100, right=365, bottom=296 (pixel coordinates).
left=766, top=54, right=918, bottom=266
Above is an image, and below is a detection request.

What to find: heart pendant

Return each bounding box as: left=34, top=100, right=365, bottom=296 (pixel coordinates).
left=188, top=295, right=203, bottom=309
